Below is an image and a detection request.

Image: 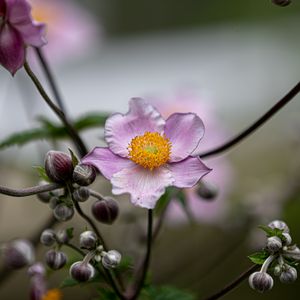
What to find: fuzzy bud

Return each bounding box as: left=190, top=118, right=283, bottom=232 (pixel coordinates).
left=69, top=261, right=95, bottom=282
left=196, top=181, right=218, bottom=200
left=45, top=249, right=67, bottom=270
left=102, top=250, right=121, bottom=269
left=283, top=246, right=300, bottom=261
left=79, top=231, right=98, bottom=249
left=73, top=164, right=96, bottom=186
left=73, top=187, right=90, bottom=202
left=53, top=203, right=74, bottom=221
left=28, top=262, right=45, bottom=277
left=92, top=198, right=119, bottom=224
left=268, top=220, right=289, bottom=233
left=267, top=236, right=282, bottom=253
left=249, top=272, right=274, bottom=293
left=45, top=151, right=73, bottom=183
left=40, top=229, right=56, bottom=246
left=273, top=264, right=282, bottom=276
left=280, top=266, right=297, bottom=283
left=56, top=229, right=70, bottom=244
left=282, top=233, right=292, bottom=245
left=272, top=0, right=291, bottom=7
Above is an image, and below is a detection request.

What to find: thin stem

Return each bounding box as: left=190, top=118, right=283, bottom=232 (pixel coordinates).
left=0, top=183, right=61, bottom=197
left=260, top=255, right=276, bottom=273
left=23, top=61, right=88, bottom=157
left=35, top=48, right=66, bottom=112
left=103, top=269, right=127, bottom=300
left=201, top=264, right=259, bottom=300
left=64, top=243, right=86, bottom=257
left=89, top=189, right=106, bottom=201
left=200, top=81, right=300, bottom=159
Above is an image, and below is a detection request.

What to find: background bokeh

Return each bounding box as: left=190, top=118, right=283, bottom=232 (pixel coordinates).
left=1, top=0, right=300, bottom=299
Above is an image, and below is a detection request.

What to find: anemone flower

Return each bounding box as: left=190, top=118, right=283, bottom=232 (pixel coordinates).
left=82, top=98, right=211, bottom=209
left=0, top=0, right=46, bottom=74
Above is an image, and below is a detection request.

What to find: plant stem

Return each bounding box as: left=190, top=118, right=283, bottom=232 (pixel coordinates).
left=64, top=243, right=86, bottom=257
left=23, top=62, right=88, bottom=157
left=200, top=81, right=300, bottom=159
left=0, top=183, right=61, bottom=197
left=89, top=189, right=106, bottom=201
left=201, top=264, right=259, bottom=300
left=35, top=48, right=66, bottom=112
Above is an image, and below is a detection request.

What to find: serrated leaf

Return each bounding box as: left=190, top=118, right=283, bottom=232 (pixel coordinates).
left=142, top=285, right=195, bottom=300
left=33, top=166, right=50, bottom=182
left=248, top=250, right=269, bottom=265
left=68, top=148, right=79, bottom=167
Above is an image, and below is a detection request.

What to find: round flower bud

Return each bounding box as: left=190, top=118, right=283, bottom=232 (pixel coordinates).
left=79, top=231, right=98, bottom=249
left=45, top=151, right=73, bottom=183
left=280, top=266, right=297, bottom=283
left=102, top=250, right=121, bottom=269
left=92, top=198, right=119, bottom=224
left=249, top=272, right=274, bottom=293
left=267, top=236, right=282, bottom=253
left=28, top=262, right=45, bottom=277
left=268, top=220, right=289, bottom=233
left=56, top=229, right=70, bottom=244
left=73, top=187, right=90, bottom=202
left=196, top=181, right=218, bottom=200
left=282, top=233, right=292, bottom=245
left=40, top=229, right=56, bottom=246
left=283, top=246, right=300, bottom=260
left=49, top=196, right=59, bottom=209
left=3, top=239, right=35, bottom=269
left=45, top=249, right=67, bottom=270
left=53, top=203, right=74, bottom=221
left=69, top=261, right=95, bottom=282
left=273, top=264, right=282, bottom=276
left=272, top=0, right=291, bottom=7
left=73, top=164, right=96, bottom=186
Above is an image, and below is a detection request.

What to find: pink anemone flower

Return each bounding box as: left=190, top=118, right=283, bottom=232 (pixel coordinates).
left=82, top=98, right=211, bottom=209
left=0, top=0, right=46, bottom=75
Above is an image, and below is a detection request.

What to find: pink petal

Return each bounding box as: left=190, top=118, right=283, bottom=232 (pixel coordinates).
left=81, top=147, right=132, bottom=180
left=111, top=165, right=174, bottom=209
left=0, top=24, right=24, bottom=75
left=105, top=98, right=165, bottom=157
left=168, top=156, right=211, bottom=188
left=164, top=113, right=205, bottom=162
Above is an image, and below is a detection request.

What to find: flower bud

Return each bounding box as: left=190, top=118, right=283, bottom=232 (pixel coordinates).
left=3, top=239, right=35, bottom=269
left=268, top=220, right=289, bottom=233
left=45, top=151, right=73, bottom=183
left=102, top=250, right=121, bottom=269
left=92, top=198, right=119, bottom=224
left=53, top=203, right=74, bottom=221
left=28, top=262, right=45, bottom=277
left=49, top=196, right=59, bottom=209
left=282, top=233, right=292, bottom=245
left=79, top=231, right=98, bottom=249
left=40, top=229, right=56, bottom=246
left=283, top=246, right=300, bottom=260
left=273, top=264, right=282, bottom=276
left=73, top=187, right=90, bottom=202
left=73, top=164, right=96, bottom=186
left=45, top=249, right=67, bottom=270
left=249, top=272, right=274, bottom=293
left=69, top=261, right=95, bottom=282
left=272, top=0, right=291, bottom=7
left=280, top=266, right=297, bottom=283
left=267, top=236, right=282, bottom=253
left=56, top=229, right=70, bottom=244
left=196, top=181, right=218, bottom=200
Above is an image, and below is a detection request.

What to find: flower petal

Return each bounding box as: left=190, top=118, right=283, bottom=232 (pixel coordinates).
left=164, top=113, right=205, bottom=162
left=111, top=165, right=174, bottom=209
left=81, top=147, right=132, bottom=180
left=105, top=98, right=165, bottom=157
left=0, top=24, right=24, bottom=74
left=168, top=156, right=211, bottom=188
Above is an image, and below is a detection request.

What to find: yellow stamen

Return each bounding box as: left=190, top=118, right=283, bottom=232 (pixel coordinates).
left=42, top=289, right=62, bottom=300
left=128, top=132, right=171, bottom=170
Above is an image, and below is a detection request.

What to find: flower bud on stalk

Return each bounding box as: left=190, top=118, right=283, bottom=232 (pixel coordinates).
left=196, top=181, right=218, bottom=200
left=282, top=233, right=292, bottom=245
left=69, top=261, right=95, bottom=282
left=79, top=231, right=98, bottom=250
left=40, top=229, right=56, bottom=246
left=267, top=236, right=282, bottom=253
left=283, top=246, right=300, bottom=260
left=73, top=187, right=90, bottom=202
left=268, top=220, right=289, bottom=233
left=280, top=266, right=297, bottom=283
left=92, top=198, right=119, bottom=224
left=28, top=262, right=46, bottom=277
left=3, top=239, right=35, bottom=269
left=45, top=151, right=73, bottom=183
left=73, top=164, right=96, bottom=186
left=272, top=0, right=291, bottom=7
left=249, top=272, right=274, bottom=292
left=53, top=203, right=74, bottom=221
left=56, top=229, right=70, bottom=244
left=45, top=250, right=67, bottom=270
left=49, top=196, right=59, bottom=209
left=37, top=181, right=51, bottom=203
left=102, top=250, right=121, bottom=269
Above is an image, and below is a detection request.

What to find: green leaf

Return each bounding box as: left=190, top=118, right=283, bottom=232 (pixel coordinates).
left=141, top=285, right=196, bottom=300
left=60, top=277, right=80, bottom=288
left=66, top=227, right=74, bottom=240
left=33, top=166, right=50, bottom=182
left=96, top=288, right=119, bottom=300
left=258, top=225, right=285, bottom=240
left=68, top=148, right=79, bottom=167
left=248, top=250, right=269, bottom=265
left=155, top=188, right=172, bottom=215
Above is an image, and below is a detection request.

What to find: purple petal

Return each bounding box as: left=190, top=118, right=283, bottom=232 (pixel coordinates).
left=7, top=0, right=46, bottom=47
left=0, top=24, right=24, bottom=74
left=111, top=165, right=174, bottom=209
left=164, top=113, right=205, bottom=162
left=105, top=98, right=165, bottom=157
left=168, top=156, right=211, bottom=188
left=81, top=147, right=132, bottom=180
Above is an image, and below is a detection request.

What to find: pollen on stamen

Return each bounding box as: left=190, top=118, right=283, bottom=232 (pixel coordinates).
left=128, top=132, right=171, bottom=170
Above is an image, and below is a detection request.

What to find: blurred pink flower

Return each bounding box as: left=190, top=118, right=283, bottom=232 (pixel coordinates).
left=151, top=90, right=234, bottom=224
left=0, top=0, right=46, bottom=74
left=28, top=0, right=100, bottom=63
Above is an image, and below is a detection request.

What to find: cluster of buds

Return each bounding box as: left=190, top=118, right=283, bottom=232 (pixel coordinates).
left=249, top=220, right=299, bottom=293
left=69, top=230, right=121, bottom=282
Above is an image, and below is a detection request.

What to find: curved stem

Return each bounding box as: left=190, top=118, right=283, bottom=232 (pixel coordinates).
left=200, top=81, right=300, bottom=159
left=23, top=62, right=88, bottom=157
left=89, top=189, right=106, bottom=201
left=64, top=243, right=86, bottom=257
left=201, top=264, right=259, bottom=300
left=0, top=183, right=61, bottom=197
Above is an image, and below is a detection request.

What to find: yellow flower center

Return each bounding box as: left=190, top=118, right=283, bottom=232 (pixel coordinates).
left=42, top=289, right=62, bottom=300
left=30, top=2, right=58, bottom=24
left=128, top=132, right=171, bottom=170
